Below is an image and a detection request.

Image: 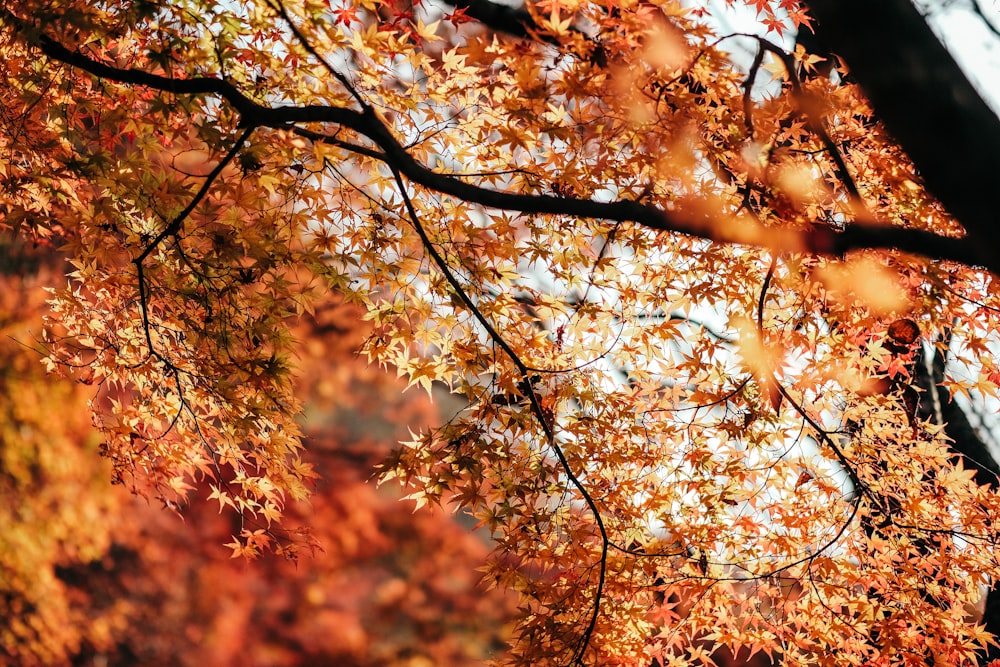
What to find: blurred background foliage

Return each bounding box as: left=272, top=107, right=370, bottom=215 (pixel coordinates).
left=0, top=239, right=514, bottom=667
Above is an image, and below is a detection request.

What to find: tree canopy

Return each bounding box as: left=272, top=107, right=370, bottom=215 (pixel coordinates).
left=3, top=0, right=1000, bottom=665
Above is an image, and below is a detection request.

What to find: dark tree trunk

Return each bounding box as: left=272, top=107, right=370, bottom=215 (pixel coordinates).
left=915, top=345, right=1000, bottom=664
left=806, top=0, right=1000, bottom=267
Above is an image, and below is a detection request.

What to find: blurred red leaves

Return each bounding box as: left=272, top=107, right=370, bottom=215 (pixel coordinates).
left=0, top=255, right=513, bottom=666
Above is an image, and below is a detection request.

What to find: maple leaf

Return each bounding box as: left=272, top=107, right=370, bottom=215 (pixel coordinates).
left=331, top=5, right=359, bottom=26
left=443, top=6, right=474, bottom=25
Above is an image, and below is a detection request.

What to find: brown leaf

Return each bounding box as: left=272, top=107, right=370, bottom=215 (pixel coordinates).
left=887, top=318, right=920, bottom=347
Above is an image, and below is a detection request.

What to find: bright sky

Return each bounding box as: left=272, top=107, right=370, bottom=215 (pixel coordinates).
left=924, top=0, right=1000, bottom=114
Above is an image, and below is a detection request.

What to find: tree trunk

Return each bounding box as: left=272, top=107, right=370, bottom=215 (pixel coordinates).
left=806, top=0, right=1000, bottom=267
left=915, top=345, right=1000, bottom=664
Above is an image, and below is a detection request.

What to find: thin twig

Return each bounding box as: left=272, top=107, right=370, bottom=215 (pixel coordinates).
left=388, top=166, right=609, bottom=666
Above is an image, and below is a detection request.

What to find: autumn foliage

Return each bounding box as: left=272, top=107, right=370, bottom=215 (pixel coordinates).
left=3, top=0, right=1000, bottom=665
left=0, top=250, right=513, bottom=666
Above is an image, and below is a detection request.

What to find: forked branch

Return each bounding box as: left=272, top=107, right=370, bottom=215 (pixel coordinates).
left=389, top=166, right=609, bottom=666
left=9, top=15, right=989, bottom=276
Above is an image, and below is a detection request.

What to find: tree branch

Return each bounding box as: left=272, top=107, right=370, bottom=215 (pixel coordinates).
left=971, top=0, right=1000, bottom=42
left=17, top=19, right=993, bottom=275
left=437, top=0, right=544, bottom=42
left=388, top=165, right=609, bottom=666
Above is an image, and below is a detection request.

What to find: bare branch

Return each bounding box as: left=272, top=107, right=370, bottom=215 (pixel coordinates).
left=389, top=166, right=610, bottom=667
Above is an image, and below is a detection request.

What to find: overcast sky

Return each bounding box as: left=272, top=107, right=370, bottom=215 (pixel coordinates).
left=923, top=0, right=1000, bottom=114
